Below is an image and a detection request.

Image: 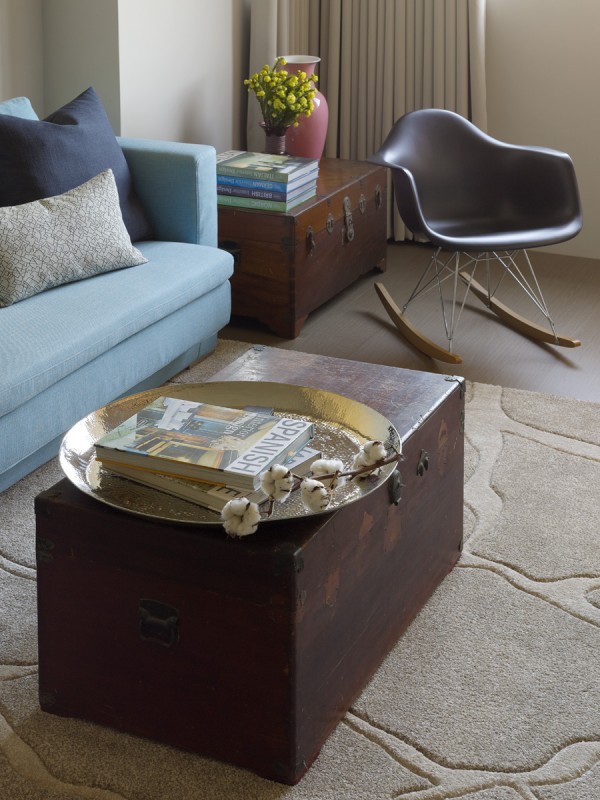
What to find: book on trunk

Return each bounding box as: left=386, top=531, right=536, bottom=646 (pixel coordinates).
left=216, top=186, right=316, bottom=212
left=217, top=170, right=319, bottom=193
left=216, top=150, right=319, bottom=183
left=104, top=446, right=322, bottom=512
left=94, top=396, right=314, bottom=491
left=217, top=177, right=317, bottom=202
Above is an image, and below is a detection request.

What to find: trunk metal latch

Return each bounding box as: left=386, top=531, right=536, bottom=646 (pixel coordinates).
left=139, top=599, right=180, bottom=647
left=417, top=449, right=430, bottom=476
left=343, top=196, right=355, bottom=242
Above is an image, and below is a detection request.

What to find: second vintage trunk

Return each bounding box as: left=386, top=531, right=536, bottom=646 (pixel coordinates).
left=218, top=158, right=388, bottom=337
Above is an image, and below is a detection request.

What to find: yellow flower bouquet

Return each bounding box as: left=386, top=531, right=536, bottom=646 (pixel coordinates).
left=244, top=56, right=318, bottom=136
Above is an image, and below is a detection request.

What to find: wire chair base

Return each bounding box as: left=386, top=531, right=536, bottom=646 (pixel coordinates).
left=376, top=248, right=581, bottom=363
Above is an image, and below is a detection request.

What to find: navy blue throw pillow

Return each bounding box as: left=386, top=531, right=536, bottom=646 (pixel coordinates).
left=0, top=87, right=152, bottom=242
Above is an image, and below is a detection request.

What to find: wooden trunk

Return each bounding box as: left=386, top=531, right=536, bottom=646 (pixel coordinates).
left=218, top=159, right=388, bottom=337
left=36, top=348, right=464, bottom=785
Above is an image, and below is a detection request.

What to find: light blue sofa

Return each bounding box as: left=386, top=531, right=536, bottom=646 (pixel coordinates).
left=0, top=97, right=234, bottom=491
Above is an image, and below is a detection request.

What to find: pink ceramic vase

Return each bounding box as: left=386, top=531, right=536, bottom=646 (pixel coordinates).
left=281, top=55, right=329, bottom=160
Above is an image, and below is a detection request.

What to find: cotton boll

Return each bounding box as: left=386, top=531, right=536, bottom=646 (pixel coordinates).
left=351, top=449, right=374, bottom=475
left=362, top=440, right=387, bottom=464
left=273, top=486, right=293, bottom=502
left=352, top=440, right=387, bottom=481
left=352, top=450, right=369, bottom=470
left=310, top=457, right=345, bottom=488
left=260, top=464, right=293, bottom=502
left=300, top=477, right=331, bottom=512
left=234, top=511, right=262, bottom=536
left=311, top=458, right=344, bottom=477
left=221, top=498, right=262, bottom=537
left=221, top=497, right=252, bottom=519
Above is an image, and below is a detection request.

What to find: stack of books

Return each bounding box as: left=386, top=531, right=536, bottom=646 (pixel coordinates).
left=94, top=395, right=319, bottom=513
left=216, top=150, right=319, bottom=212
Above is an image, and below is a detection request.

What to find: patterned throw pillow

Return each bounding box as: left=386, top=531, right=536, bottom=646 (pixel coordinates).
left=0, top=169, right=148, bottom=307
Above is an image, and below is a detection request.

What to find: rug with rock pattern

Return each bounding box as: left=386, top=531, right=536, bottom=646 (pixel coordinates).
left=1, top=340, right=598, bottom=800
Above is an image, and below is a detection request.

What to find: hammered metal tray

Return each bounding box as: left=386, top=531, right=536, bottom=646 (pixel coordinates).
left=59, top=381, right=400, bottom=525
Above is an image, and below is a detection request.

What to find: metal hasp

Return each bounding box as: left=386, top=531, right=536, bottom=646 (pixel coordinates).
left=389, top=469, right=404, bottom=504
left=342, top=196, right=355, bottom=242
left=139, top=599, right=180, bottom=647
left=417, top=449, right=429, bottom=477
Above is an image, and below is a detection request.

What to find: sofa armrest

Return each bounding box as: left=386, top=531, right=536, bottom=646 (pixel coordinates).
left=118, top=137, right=217, bottom=246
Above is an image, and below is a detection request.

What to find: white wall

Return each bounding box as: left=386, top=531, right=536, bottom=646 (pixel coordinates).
left=486, top=0, right=600, bottom=258
left=117, top=0, right=249, bottom=151
left=0, top=0, right=43, bottom=111
left=38, top=0, right=250, bottom=151
left=42, top=0, right=121, bottom=129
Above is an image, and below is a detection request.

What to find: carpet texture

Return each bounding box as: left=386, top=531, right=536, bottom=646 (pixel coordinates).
left=1, top=339, right=599, bottom=799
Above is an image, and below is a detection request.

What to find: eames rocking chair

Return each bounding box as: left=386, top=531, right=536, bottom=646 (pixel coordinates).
left=368, top=109, right=583, bottom=363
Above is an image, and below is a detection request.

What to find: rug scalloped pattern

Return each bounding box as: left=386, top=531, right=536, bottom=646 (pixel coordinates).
left=1, top=344, right=598, bottom=799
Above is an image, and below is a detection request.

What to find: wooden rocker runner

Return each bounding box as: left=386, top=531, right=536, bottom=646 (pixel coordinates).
left=368, top=109, right=583, bottom=363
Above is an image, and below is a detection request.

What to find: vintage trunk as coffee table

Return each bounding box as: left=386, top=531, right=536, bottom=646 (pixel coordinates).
left=35, top=346, right=464, bottom=785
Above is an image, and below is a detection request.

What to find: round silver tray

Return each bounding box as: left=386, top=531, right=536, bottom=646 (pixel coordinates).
left=60, top=381, right=400, bottom=525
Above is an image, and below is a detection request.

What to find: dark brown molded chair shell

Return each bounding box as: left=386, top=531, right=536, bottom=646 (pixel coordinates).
left=369, top=109, right=583, bottom=363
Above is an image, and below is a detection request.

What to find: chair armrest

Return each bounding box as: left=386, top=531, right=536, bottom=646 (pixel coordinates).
left=118, top=137, right=217, bottom=246
left=507, top=145, right=582, bottom=224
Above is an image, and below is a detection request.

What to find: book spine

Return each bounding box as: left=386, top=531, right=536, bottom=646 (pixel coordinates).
left=217, top=175, right=291, bottom=193
left=217, top=184, right=295, bottom=201
left=217, top=194, right=296, bottom=212
left=217, top=165, right=292, bottom=183
left=225, top=419, right=314, bottom=478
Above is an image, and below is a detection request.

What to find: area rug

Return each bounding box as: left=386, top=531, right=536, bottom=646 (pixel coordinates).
left=1, top=339, right=599, bottom=800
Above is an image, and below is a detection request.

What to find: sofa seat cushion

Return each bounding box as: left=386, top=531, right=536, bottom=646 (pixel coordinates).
left=0, top=240, right=233, bottom=417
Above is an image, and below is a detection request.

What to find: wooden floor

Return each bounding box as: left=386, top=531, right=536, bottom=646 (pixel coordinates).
left=222, top=242, right=600, bottom=402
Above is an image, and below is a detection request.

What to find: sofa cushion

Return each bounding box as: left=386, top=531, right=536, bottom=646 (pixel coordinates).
left=0, top=289, right=229, bottom=486
left=0, top=239, right=233, bottom=417
left=0, top=86, right=152, bottom=241
left=0, top=96, right=39, bottom=119
left=0, top=170, right=147, bottom=307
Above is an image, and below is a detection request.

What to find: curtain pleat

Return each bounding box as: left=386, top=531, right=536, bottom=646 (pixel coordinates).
left=322, top=0, right=341, bottom=155
left=469, top=0, right=488, bottom=129
left=246, top=0, right=291, bottom=152
left=247, top=0, right=487, bottom=239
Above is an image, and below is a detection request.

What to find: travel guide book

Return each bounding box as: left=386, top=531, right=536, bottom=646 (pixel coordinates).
left=216, top=176, right=317, bottom=202
left=94, top=396, right=314, bottom=492
left=216, top=185, right=316, bottom=213
left=105, top=446, right=322, bottom=512
left=216, top=150, right=319, bottom=183
left=217, top=169, right=319, bottom=193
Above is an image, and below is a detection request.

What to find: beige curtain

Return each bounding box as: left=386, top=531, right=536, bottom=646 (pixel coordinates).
left=246, top=0, right=290, bottom=152
left=247, top=0, right=487, bottom=239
